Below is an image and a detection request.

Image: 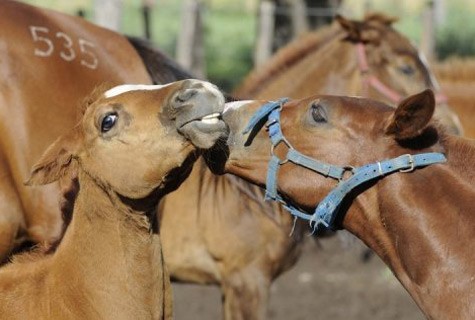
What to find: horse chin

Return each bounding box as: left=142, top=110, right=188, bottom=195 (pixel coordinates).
left=179, top=119, right=228, bottom=149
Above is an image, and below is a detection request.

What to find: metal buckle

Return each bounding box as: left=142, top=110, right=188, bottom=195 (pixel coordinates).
left=340, top=166, right=355, bottom=181
left=265, top=119, right=277, bottom=131
left=399, top=154, right=415, bottom=173
left=270, top=138, right=291, bottom=165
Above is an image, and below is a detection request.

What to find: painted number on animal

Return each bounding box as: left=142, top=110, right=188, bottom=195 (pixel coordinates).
left=29, top=26, right=99, bottom=70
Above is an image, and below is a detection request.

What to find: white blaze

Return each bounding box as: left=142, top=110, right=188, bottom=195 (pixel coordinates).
left=104, top=84, right=172, bottom=98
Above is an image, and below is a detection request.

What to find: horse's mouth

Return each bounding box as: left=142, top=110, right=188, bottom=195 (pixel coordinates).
left=180, top=113, right=225, bottom=130
left=198, top=112, right=222, bottom=125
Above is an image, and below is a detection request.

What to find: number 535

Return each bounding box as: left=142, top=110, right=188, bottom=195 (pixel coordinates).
left=29, top=26, right=99, bottom=70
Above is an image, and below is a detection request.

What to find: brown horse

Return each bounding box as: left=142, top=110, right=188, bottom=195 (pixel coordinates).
left=0, top=0, right=151, bottom=259
left=211, top=90, right=475, bottom=319
left=0, top=79, right=226, bottom=319
left=234, top=13, right=463, bottom=136
left=0, top=3, right=289, bottom=319
left=157, top=13, right=466, bottom=319
left=0, top=2, right=304, bottom=319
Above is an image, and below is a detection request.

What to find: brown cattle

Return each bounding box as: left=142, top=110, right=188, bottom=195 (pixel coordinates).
left=0, top=79, right=227, bottom=319
left=212, top=91, right=475, bottom=319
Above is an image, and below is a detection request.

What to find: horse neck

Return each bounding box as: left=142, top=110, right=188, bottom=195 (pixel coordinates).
left=53, top=170, right=167, bottom=319
left=343, top=138, right=475, bottom=319
left=238, top=26, right=361, bottom=99
left=184, top=159, right=294, bottom=230
left=280, top=36, right=361, bottom=98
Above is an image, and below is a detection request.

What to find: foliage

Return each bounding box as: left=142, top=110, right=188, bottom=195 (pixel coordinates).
left=435, top=3, right=475, bottom=60
left=203, top=9, right=255, bottom=92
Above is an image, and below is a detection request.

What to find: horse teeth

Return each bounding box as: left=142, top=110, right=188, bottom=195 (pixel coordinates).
left=201, top=117, right=219, bottom=124
left=200, top=113, right=220, bottom=124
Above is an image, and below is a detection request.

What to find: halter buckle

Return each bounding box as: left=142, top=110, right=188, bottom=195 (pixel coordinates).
left=270, top=138, right=291, bottom=165
left=399, top=154, right=415, bottom=173
left=340, top=166, right=355, bottom=181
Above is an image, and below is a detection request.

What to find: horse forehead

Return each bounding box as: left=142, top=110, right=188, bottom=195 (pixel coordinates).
left=103, top=83, right=174, bottom=98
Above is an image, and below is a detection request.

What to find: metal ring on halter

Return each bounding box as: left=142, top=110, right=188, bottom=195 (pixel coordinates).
left=399, top=154, right=415, bottom=173
left=270, top=138, right=292, bottom=165
left=340, top=166, right=355, bottom=181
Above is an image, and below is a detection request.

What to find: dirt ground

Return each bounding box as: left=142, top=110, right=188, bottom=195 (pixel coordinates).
left=171, top=232, right=424, bottom=319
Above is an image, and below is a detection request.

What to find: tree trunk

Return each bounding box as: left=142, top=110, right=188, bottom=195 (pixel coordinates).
left=93, top=0, right=123, bottom=31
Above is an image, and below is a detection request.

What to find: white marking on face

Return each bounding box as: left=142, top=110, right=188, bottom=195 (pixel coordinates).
left=224, top=100, right=254, bottom=113
left=104, top=84, right=172, bottom=98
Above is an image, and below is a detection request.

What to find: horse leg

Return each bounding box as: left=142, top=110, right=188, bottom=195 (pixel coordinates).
left=0, top=166, right=25, bottom=263
left=221, top=268, right=270, bottom=320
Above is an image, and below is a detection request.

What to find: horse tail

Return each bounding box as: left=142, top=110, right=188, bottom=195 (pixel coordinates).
left=126, top=36, right=195, bottom=84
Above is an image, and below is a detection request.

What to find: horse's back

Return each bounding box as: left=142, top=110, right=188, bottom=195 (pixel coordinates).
left=0, top=0, right=151, bottom=246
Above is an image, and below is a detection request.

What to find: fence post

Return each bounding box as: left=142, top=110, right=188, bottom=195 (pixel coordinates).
left=142, top=0, right=155, bottom=40
left=176, top=0, right=206, bottom=79
left=289, top=0, right=309, bottom=39
left=93, top=0, right=123, bottom=31
left=254, top=0, right=275, bottom=67
left=421, top=0, right=436, bottom=62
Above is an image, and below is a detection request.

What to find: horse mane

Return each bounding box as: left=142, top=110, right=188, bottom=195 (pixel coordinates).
left=233, top=23, right=344, bottom=98
left=234, top=12, right=404, bottom=99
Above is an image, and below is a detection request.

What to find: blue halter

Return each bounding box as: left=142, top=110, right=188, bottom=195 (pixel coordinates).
left=242, top=98, right=447, bottom=232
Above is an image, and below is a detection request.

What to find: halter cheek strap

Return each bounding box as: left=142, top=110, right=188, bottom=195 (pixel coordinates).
left=243, top=99, right=447, bottom=232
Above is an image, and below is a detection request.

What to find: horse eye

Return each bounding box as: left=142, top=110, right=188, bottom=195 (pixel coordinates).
left=399, top=64, right=415, bottom=76
left=101, top=112, right=118, bottom=133
left=311, top=103, right=327, bottom=123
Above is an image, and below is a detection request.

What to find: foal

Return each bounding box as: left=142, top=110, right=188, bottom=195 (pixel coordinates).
left=213, top=90, right=474, bottom=319
left=0, top=79, right=226, bottom=319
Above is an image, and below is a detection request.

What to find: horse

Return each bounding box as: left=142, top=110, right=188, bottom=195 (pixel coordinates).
left=158, top=13, right=467, bottom=319
left=210, top=89, right=475, bottom=319
left=0, top=0, right=152, bottom=260
left=234, top=13, right=463, bottom=136
left=0, top=2, right=448, bottom=319
left=0, top=79, right=227, bottom=319
left=0, top=2, right=303, bottom=319
left=434, top=57, right=475, bottom=138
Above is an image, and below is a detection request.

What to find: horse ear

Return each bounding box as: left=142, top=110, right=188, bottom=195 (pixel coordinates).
left=335, top=14, right=361, bottom=40
left=335, top=14, right=380, bottom=43
left=385, top=89, right=435, bottom=140
left=25, top=126, right=83, bottom=186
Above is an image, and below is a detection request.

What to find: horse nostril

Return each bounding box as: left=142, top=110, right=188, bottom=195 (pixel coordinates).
left=176, top=89, right=198, bottom=103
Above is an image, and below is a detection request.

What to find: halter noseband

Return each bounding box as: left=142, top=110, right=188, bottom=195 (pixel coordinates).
left=356, top=43, right=448, bottom=104
left=243, top=98, right=447, bottom=232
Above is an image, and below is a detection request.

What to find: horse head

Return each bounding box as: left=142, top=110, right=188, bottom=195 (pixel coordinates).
left=235, top=13, right=463, bottom=136
left=27, top=79, right=227, bottom=200
left=335, top=13, right=462, bottom=135
left=213, top=90, right=444, bottom=224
